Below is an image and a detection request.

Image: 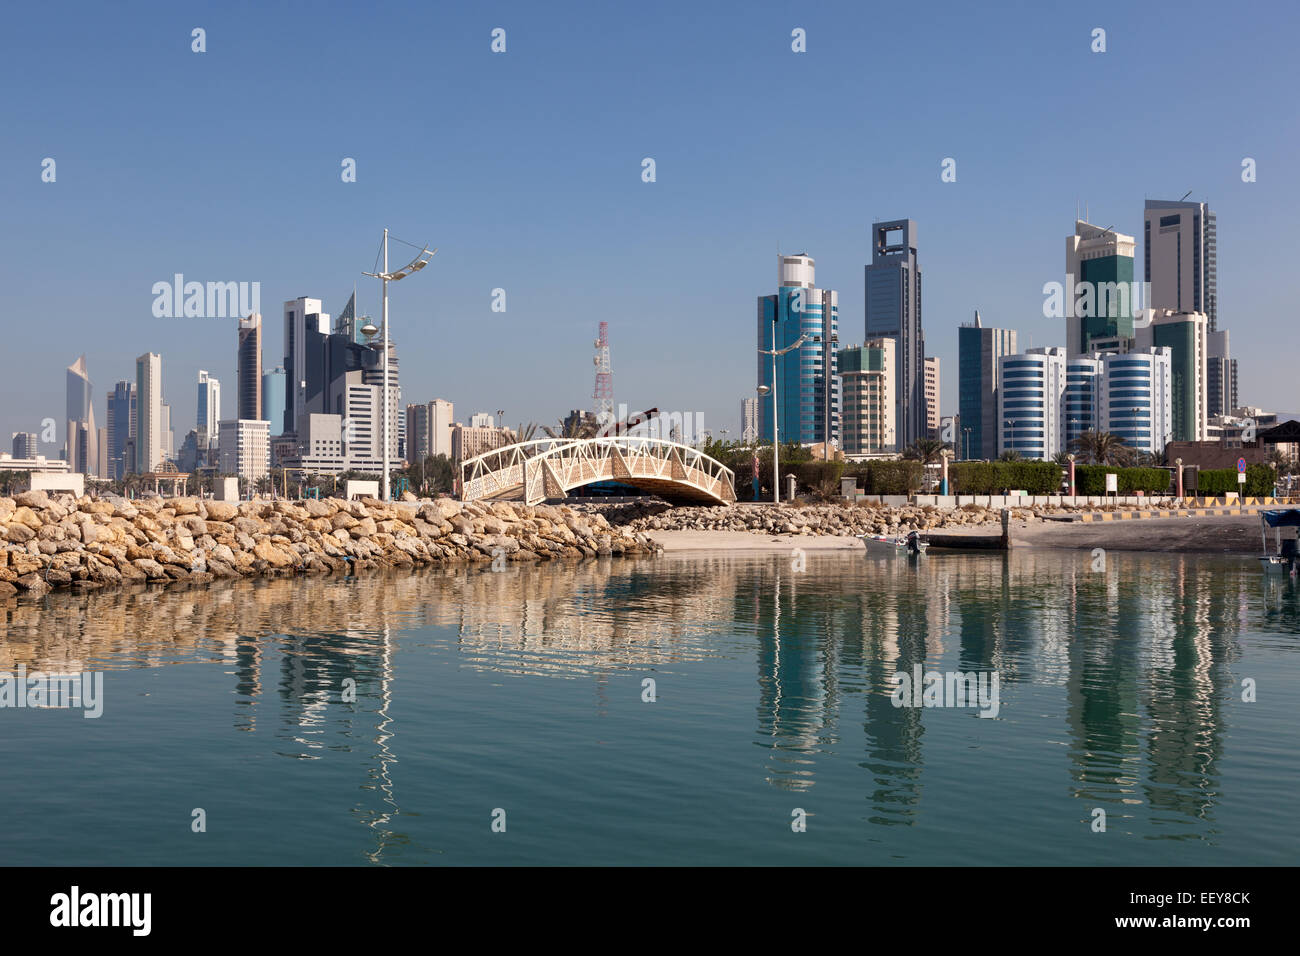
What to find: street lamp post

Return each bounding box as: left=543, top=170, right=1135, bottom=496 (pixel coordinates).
left=362, top=229, right=436, bottom=501
left=758, top=330, right=807, bottom=505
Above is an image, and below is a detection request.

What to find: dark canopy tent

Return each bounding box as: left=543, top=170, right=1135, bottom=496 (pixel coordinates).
left=1262, top=509, right=1300, bottom=528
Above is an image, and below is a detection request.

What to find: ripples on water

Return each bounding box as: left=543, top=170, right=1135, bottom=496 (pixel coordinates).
left=0, top=550, right=1297, bottom=865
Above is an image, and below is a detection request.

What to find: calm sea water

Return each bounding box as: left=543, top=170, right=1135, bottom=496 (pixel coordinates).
left=1, top=548, right=1297, bottom=866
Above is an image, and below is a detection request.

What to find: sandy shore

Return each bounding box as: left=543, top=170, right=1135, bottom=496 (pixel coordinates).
left=651, top=513, right=1269, bottom=555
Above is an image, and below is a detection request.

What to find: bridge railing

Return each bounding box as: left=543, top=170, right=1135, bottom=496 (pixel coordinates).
left=461, top=436, right=735, bottom=505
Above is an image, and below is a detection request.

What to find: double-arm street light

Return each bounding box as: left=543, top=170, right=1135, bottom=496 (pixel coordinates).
left=757, top=332, right=807, bottom=504
left=362, top=229, right=437, bottom=501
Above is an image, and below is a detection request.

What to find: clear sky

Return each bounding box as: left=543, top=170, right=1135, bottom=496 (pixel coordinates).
left=3, top=0, right=1297, bottom=454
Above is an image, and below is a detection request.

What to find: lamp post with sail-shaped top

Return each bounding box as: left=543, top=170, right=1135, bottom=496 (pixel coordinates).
left=362, top=229, right=436, bottom=501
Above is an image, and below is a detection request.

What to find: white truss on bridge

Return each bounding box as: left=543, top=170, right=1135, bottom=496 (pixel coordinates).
left=461, top=437, right=736, bottom=506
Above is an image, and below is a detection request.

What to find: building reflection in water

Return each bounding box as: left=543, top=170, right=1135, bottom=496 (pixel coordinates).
left=0, top=547, right=1289, bottom=852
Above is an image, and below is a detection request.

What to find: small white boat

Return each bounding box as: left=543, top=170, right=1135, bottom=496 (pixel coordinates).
left=1258, top=509, right=1300, bottom=576
left=858, top=530, right=928, bottom=556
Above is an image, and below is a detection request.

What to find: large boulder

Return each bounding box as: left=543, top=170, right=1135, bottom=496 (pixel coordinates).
left=202, top=500, right=238, bottom=522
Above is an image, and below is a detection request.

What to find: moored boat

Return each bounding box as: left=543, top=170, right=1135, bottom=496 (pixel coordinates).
left=1258, top=509, right=1300, bottom=575
left=858, top=530, right=928, bottom=556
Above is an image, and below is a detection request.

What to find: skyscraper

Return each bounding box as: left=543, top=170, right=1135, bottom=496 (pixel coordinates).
left=237, top=312, right=263, bottom=422
left=135, top=352, right=162, bottom=474
left=1065, top=220, right=1136, bottom=356
left=197, top=370, right=220, bottom=436
left=957, top=312, right=1017, bottom=460
left=740, top=397, right=758, bottom=444
left=923, top=355, right=941, bottom=440
left=106, top=380, right=136, bottom=480
left=757, top=254, right=839, bottom=446
left=865, top=220, right=923, bottom=450
left=283, top=297, right=329, bottom=436
left=1098, top=348, right=1173, bottom=454
left=1144, top=199, right=1217, bottom=332
left=65, top=355, right=97, bottom=474
left=1064, top=355, right=1101, bottom=450
left=11, top=432, right=37, bottom=458
left=1206, top=330, right=1238, bottom=418
left=262, top=366, right=286, bottom=435
left=998, top=347, right=1067, bottom=460
left=1135, top=309, right=1208, bottom=441
left=837, top=339, right=895, bottom=455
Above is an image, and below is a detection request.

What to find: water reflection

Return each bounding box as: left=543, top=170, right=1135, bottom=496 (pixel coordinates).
left=2, top=549, right=1296, bottom=861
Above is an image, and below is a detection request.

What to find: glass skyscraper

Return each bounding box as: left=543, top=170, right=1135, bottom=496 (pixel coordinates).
left=865, top=220, right=923, bottom=450
left=757, top=254, right=838, bottom=447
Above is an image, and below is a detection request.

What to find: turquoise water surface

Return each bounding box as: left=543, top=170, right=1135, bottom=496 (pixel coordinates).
left=1, top=549, right=1296, bottom=865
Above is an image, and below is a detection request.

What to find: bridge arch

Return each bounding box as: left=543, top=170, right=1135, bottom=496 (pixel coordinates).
left=461, top=436, right=735, bottom=506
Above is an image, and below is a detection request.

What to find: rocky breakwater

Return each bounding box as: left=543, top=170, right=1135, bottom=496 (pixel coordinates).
left=0, top=491, right=660, bottom=598
left=585, top=500, right=1039, bottom=536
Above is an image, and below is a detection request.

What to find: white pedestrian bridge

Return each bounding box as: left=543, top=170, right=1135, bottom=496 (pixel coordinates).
left=460, top=437, right=736, bottom=506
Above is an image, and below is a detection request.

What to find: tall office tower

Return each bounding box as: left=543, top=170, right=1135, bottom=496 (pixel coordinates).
left=11, top=432, right=37, bottom=458
left=237, top=312, right=263, bottom=421
left=469, top=412, right=496, bottom=428
left=1134, top=309, right=1208, bottom=441
left=923, top=355, right=941, bottom=439
left=757, top=253, right=839, bottom=447
left=106, top=380, right=136, bottom=480
left=836, top=338, right=895, bottom=455
left=135, top=352, right=163, bottom=474
left=283, top=297, right=330, bottom=436
left=998, top=347, right=1068, bottom=460
left=957, top=311, right=1017, bottom=460
left=65, top=354, right=98, bottom=474
left=262, top=366, right=286, bottom=435
left=1144, top=199, right=1216, bottom=332
left=406, top=399, right=455, bottom=462
left=865, top=220, right=923, bottom=449
left=1065, top=220, right=1136, bottom=356
left=161, top=401, right=172, bottom=461
left=406, top=403, right=431, bottom=464
left=197, top=370, right=220, bottom=437
left=740, top=397, right=759, bottom=444
left=1064, top=355, right=1101, bottom=451
left=96, top=426, right=109, bottom=479
left=1099, top=348, right=1173, bottom=454
left=1206, top=330, right=1237, bottom=418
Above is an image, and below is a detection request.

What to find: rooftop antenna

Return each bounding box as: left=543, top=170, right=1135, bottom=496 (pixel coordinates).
left=1179, top=189, right=1193, bottom=201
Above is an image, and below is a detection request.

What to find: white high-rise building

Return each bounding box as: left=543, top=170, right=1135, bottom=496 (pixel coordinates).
left=1064, top=355, right=1102, bottom=450
left=740, top=397, right=758, bottom=444
left=1098, top=348, right=1173, bottom=454
left=197, top=370, right=221, bottom=437
left=998, top=347, right=1067, bottom=460
left=218, top=419, right=271, bottom=485
left=1144, top=199, right=1216, bottom=332
left=135, top=352, right=163, bottom=474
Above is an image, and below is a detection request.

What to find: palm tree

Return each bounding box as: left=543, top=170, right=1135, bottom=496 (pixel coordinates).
left=542, top=414, right=597, bottom=440
left=903, top=438, right=949, bottom=465
left=1071, top=430, right=1127, bottom=465
left=998, top=449, right=1022, bottom=462
left=1052, top=451, right=1071, bottom=465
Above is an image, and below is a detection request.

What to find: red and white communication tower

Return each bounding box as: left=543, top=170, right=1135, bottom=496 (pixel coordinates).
left=593, top=321, right=613, bottom=427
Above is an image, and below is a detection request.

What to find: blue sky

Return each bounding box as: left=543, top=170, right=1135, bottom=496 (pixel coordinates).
left=3, top=0, right=1297, bottom=454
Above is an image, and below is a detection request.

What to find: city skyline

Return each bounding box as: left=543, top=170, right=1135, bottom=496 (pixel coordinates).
left=4, top=1, right=1297, bottom=451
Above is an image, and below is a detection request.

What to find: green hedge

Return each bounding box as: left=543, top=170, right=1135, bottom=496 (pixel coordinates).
left=843, top=460, right=923, bottom=494
left=787, top=460, right=845, bottom=498
left=1074, top=465, right=1170, bottom=495
left=1197, top=464, right=1274, bottom=497
left=949, top=461, right=1060, bottom=494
